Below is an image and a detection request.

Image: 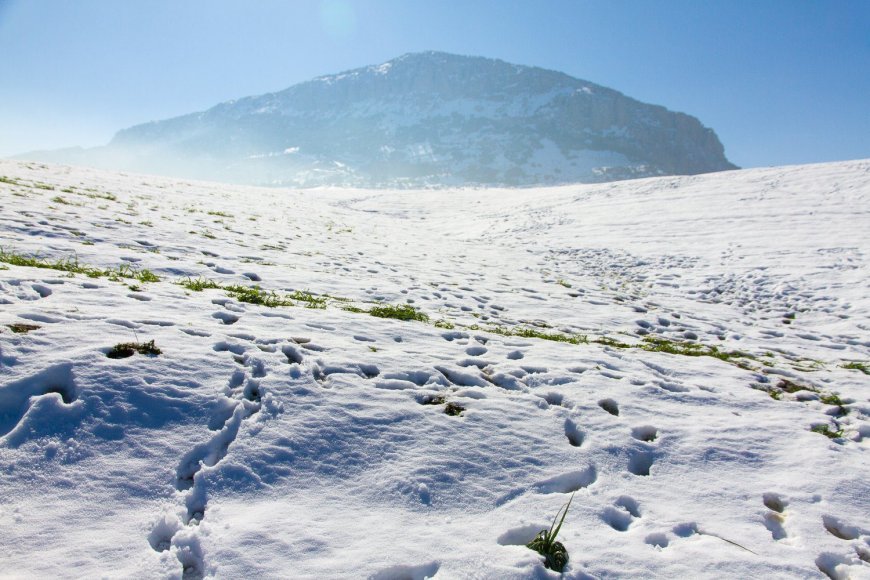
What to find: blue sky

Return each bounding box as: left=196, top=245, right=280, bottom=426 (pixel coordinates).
left=0, top=0, right=868, bottom=167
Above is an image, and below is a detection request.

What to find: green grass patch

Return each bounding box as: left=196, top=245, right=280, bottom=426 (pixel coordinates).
left=819, top=393, right=849, bottom=415
left=841, top=361, right=869, bottom=375
left=0, top=248, right=160, bottom=283
left=420, top=394, right=447, bottom=405
left=640, top=337, right=749, bottom=361
left=7, top=323, right=40, bottom=334
left=527, top=492, right=574, bottom=572
left=776, top=379, right=816, bottom=394
left=486, top=325, right=587, bottom=345
left=77, top=190, right=117, bottom=201
left=819, top=393, right=845, bottom=407
left=810, top=424, right=844, bottom=439
left=178, top=277, right=222, bottom=292
left=224, top=284, right=293, bottom=307
left=107, top=339, right=162, bottom=359
left=287, top=290, right=327, bottom=309
left=368, top=304, right=429, bottom=322
left=594, top=336, right=632, bottom=348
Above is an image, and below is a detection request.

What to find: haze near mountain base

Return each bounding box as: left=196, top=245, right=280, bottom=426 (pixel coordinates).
left=20, top=52, right=736, bottom=187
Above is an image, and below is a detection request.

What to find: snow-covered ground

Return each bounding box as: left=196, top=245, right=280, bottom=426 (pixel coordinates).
left=0, top=158, right=868, bottom=579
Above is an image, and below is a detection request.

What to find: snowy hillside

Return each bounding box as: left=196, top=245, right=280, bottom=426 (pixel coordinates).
left=0, top=159, right=868, bottom=579
left=19, top=52, right=736, bottom=188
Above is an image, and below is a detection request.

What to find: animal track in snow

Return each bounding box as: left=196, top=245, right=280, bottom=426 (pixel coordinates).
left=0, top=363, right=78, bottom=439
left=212, top=311, right=240, bottom=325
left=822, top=515, right=863, bottom=540
left=631, top=425, right=658, bottom=442
left=602, top=496, right=641, bottom=531
left=150, top=354, right=267, bottom=577
left=369, top=561, right=440, bottom=580
left=645, top=533, right=670, bottom=548
left=533, top=465, right=598, bottom=494
left=599, top=398, right=619, bottom=416
left=816, top=552, right=863, bottom=580
left=564, top=418, right=585, bottom=447
left=762, top=493, right=789, bottom=540
left=627, top=447, right=656, bottom=476
left=31, top=283, right=52, bottom=298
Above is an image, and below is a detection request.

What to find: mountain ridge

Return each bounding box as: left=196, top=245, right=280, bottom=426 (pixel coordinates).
left=18, top=51, right=737, bottom=187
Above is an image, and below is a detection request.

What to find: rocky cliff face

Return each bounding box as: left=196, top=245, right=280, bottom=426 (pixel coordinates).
left=29, top=52, right=737, bottom=186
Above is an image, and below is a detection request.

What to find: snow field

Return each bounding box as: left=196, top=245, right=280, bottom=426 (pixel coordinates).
left=0, top=159, right=868, bottom=578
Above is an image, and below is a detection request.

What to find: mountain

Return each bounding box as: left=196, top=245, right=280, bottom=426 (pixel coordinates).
left=20, top=52, right=737, bottom=187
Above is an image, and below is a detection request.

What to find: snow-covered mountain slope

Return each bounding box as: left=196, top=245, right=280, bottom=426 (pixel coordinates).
left=20, top=52, right=736, bottom=187
left=0, top=159, right=868, bottom=579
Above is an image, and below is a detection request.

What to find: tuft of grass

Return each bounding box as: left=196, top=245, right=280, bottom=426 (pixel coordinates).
left=489, top=325, right=587, bottom=345
left=810, top=424, right=844, bottom=439
left=7, top=323, right=41, bottom=334
left=51, top=196, right=72, bottom=205
left=0, top=248, right=159, bottom=283
left=444, top=402, right=466, bottom=416
left=287, top=290, right=327, bottom=309
left=420, top=394, right=447, bottom=406
left=207, top=210, right=232, bottom=217
left=0, top=176, right=22, bottom=186
left=134, top=269, right=160, bottom=283
left=342, top=305, right=367, bottom=314
left=594, top=336, right=632, bottom=348
left=527, top=492, right=574, bottom=572
left=776, top=379, right=813, bottom=394
left=107, top=339, right=162, bottom=359
left=369, top=304, right=429, bottom=322
left=819, top=393, right=845, bottom=407
left=78, top=190, right=116, bottom=201
left=819, top=393, right=849, bottom=416
left=434, top=319, right=455, bottom=329
left=178, top=277, right=221, bottom=292
left=224, top=284, right=293, bottom=307
left=640, top=337, right=748, bottom=361
left=841, top=361, right=869, bottom=375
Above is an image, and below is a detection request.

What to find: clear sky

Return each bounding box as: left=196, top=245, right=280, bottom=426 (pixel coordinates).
left=1, top=0, right=868, bottom=168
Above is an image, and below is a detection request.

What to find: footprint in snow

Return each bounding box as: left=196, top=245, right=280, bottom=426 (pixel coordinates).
left=564, top=418, right=585, bottom=447
left=762, top=493, right=789, bottom=541
left=212, top=311, right=240, bottom=325
left=31, top=283, right=52, bottom=298
left=631, top=425, right=658, bottom=443
left=602, top=496, right=641, bottom=532
left=368, top=561, right=440, bottom=580
left=822, top=514, right=864, bottom=541
left=627, top=447, right=656, bottom=476
left=598, top=398, right=619, bottom=416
